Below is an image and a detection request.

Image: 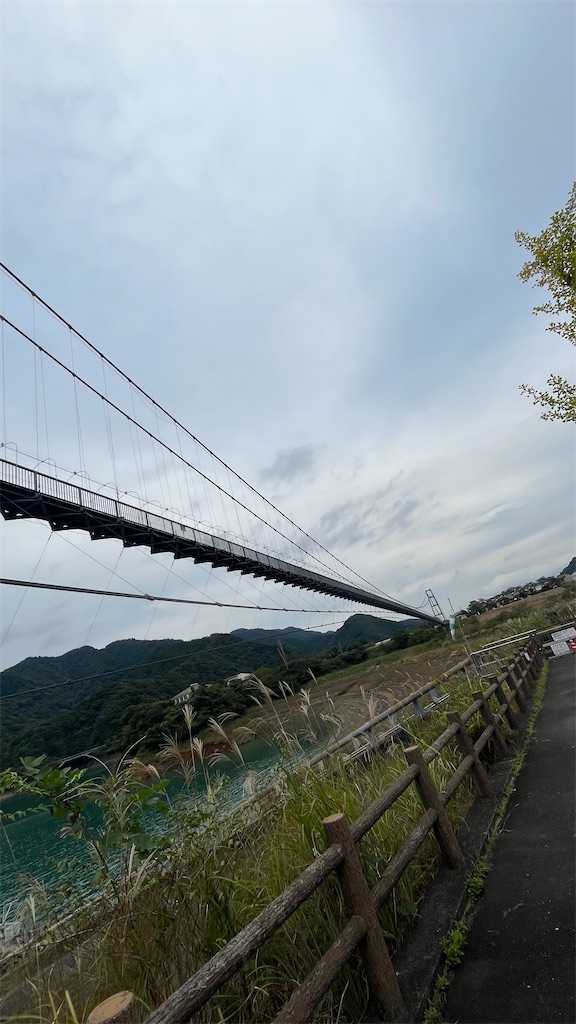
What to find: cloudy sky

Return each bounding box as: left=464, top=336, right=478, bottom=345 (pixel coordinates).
left=1, top=0, right=574, bottom=671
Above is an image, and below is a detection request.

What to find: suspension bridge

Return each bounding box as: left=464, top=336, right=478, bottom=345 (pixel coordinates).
left=0, top=263, right=444, bottom=648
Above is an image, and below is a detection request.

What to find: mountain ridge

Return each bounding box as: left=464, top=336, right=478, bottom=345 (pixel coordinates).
left=0, top=614, right=425, bottom=767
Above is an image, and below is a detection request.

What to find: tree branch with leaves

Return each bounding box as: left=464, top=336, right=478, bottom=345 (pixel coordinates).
left=516, top=180, right=576, bottom=422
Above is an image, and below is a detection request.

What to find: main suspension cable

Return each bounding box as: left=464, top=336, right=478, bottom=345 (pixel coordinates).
left=0, top=577, right=371, bottom=614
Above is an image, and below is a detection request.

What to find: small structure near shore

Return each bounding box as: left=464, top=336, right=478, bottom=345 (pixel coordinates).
left=172, top=683, right=199, bottom=705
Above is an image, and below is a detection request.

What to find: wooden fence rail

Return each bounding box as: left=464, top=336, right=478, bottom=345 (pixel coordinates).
left=141, top=636, right=543, bottom=1024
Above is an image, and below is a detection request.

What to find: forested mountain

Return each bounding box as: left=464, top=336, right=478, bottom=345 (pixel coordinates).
left=0, top=634, right=287, bottom=767
left=0, top=614, right=426, bottom=768
left=230, top=614, right=420, bottom=653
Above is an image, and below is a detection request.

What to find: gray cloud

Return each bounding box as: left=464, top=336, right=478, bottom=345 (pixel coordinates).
left=0, top=1, right=574, bottom=669
left=462, top=503, right=524, bottom=535
left=260, top=445, right=319, bottom=485
left=318, top=486, right=426, bottom=550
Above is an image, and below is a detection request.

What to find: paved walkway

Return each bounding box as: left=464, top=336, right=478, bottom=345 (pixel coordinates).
left=443, top=654, right=576, bottom=1024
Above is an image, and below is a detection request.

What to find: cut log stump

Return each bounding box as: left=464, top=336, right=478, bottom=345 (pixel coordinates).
left=87, top=991, right=136, bottom=1024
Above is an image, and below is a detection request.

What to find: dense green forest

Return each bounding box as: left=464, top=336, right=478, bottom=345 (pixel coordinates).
left=1, top=635, right=286, bottom=767
left=0, top=614, right=427, bottom=767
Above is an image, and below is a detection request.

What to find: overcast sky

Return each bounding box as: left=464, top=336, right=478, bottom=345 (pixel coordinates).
left=1, top=0, right=574, bottom=671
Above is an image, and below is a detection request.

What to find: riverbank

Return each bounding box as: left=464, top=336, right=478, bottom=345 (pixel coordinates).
left=1, top=625, right=546, bottom=1024
left=0, top=666, right=480, bottom=1021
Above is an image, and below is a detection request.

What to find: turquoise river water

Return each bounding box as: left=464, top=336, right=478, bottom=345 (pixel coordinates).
left=0, top=737, right=287, bottom=924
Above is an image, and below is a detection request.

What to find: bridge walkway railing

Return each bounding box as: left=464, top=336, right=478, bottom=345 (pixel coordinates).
left=0, top=457, right=442, bottom=620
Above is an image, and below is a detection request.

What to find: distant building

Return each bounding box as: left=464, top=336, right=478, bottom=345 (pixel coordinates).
left=173, top=683, right=199, bottom=706
left=225, top=672, right=254, bottom=685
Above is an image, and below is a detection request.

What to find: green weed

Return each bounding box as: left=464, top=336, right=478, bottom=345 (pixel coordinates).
left=466, top=855, right=489, bottom=900
left=442, top=923, right=466, bottom=967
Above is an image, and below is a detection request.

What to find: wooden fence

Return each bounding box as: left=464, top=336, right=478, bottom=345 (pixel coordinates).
left=139, top=636, right=543, bottom=1024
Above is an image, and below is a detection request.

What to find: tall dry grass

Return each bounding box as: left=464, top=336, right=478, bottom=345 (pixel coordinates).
left=1, top=664, right=508, bottom=1024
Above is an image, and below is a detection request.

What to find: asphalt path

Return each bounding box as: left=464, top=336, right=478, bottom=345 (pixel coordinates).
left=442, top=654, right=576, bottom=1024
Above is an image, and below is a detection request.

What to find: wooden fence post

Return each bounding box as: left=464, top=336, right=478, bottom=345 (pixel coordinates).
left=521, top=652, right=534, bottom=691
left=527, top=640, right=542, bottom=685
left=403, top=747, right=464, bottom=868
left=520, top=651, right=531, bottom=686
left=323, top=813, right=404, bottom=1016
left=473, top=692, right=509, bottom=758
left=447, top=712, right=492, bottom=797
left=491, top=676, right=518, bottom=732
left=528, top=647, right=539, bottom=687
left=508, top=663, right=527, bottom=711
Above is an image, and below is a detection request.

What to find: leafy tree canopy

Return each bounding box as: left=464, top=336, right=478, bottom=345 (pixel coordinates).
left=516, top=180, right=576, bottom=422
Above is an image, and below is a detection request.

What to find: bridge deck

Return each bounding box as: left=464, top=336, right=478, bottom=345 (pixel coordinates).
left=0, top=459, right=441, bottom=623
